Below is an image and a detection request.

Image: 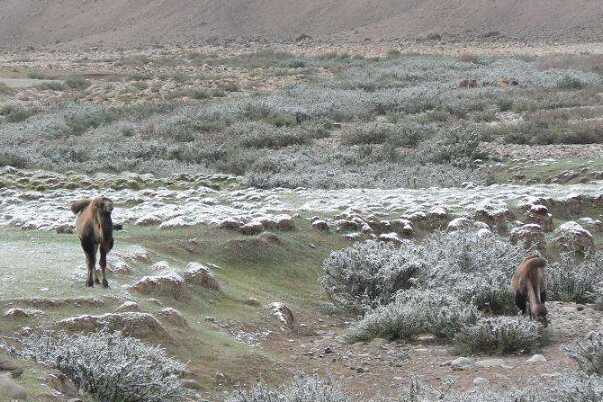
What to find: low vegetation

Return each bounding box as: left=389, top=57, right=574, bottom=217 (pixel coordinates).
left=17, top=331, right=190, bottom=402
left=2, top=51, right=601, bottom=187
left=455, top=316, right=541, bottom=354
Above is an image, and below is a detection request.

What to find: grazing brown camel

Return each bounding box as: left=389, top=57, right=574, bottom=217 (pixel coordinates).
left=71, top=197, right=114, bottom=288
left=512, top=255, right=548, bottom=326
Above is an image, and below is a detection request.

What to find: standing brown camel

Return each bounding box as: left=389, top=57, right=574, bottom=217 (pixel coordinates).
left=71, top=197, right=114, bottom=288
left=511, top=255, right=548, bottom=326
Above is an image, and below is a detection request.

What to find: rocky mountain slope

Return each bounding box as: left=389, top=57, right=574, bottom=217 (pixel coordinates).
left=1, top=0, right=603, bottom=48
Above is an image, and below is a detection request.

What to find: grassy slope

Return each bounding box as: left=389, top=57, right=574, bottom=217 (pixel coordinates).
left=0, top=221, right=348, bottom=394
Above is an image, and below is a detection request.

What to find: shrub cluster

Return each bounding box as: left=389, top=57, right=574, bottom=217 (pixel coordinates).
left=18, top=331, right=190, bottom=402
left=575, top=332, right=603, bottom=376
left=322, top=231, right=524, bottom=314
left=454, top=316, right=541, bottom=354
left=227, top=376, right=348, bottom=402
left=546, top=252, right=603, bottom=303
left=345, top=290, right=480, bottom=342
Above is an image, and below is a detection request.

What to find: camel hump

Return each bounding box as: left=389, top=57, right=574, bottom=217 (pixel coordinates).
left=71, top=199, right=91, bottom=215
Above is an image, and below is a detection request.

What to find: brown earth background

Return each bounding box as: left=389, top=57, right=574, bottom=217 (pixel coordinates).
left=1, top=0, right=603, bottom=48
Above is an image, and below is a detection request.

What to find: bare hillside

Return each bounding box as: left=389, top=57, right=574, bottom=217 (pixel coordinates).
left=1, top=0, right=603, bottom=48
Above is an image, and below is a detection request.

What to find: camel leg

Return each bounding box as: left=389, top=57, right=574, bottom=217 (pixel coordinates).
left=99, top=245, right=110, bottom=289
left=82, top=241, right=96, bottom=288
left=514, top=291, right=527, bottom=315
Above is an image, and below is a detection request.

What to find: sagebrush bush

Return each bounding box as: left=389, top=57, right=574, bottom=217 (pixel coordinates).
left=575, top=332, right=603, bottom=375
left=546, top=252, right=603, bottom=303
left=18, top=331, right=190, bottom=402
left=322, top=231, right=524, bottom=314
left=227, top=376, right=349, bottom=402
left=455, top=316, right=541, bottom=354
left=321, top=240, right=424, bottom=310
left=398, top=374, right=603, bottom=402
left=345, top=290, right=480, bottom=342
left=419, top=231, right=525, bottom=313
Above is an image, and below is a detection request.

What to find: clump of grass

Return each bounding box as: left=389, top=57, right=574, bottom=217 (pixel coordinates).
left=455, top=316, right=541, bottom=354
left=0, top=104, right=39, bottom=122
left=557, top=75, right=586, bottom=90
left=64, top=75, right=91, bottom=90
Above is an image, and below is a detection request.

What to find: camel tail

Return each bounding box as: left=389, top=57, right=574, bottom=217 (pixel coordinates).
left=71, top=199, right=91, bottom=215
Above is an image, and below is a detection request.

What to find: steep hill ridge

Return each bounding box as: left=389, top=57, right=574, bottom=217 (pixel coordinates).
left=1, top=0, right=603, bottom=48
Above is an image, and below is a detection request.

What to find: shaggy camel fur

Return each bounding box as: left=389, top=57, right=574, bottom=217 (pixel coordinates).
left=512, top=255, right=548, bottom=326
left=71, top=197, right=114, bottom=288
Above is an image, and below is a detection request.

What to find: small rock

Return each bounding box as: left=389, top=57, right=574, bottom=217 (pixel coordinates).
left=114, top=301, right=141, bottom=313
left=151, top=261, right=170, bottom=272
left=473, top=377, right=489, bottom=386
left=183, top=262, right=220, bottom=291
left=527, top=354, right=547, bottom=363
left=312, top=220, right=329, bottom=232
left=129, top=272, right=185, bottom=299
left=450, top=357, right=475, bottom=370
left=4, top=308, right=44, bottom=319
left=157, top=307, right=189, bottom=328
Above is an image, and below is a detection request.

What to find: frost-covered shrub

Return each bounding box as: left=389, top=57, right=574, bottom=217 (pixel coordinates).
left=321, top=240, right=424, bottom=310
left=227, top=376, right=349, bottom=402
left=455, top=316, right=541, bottom=354
left=546, top=252, right=603, bottom=303
left=415, top=126, right=484, bottom=165
left=419, top=231, right=524, bottom=313
left=345, top=290, right=480, bottom=342
left=575, top=332, right=603, bottom=375
left=18, top=331, right=189, bottom=402
left=322, top=231, right=524, bottom=314
left=398, top=374, right=603, bottom=402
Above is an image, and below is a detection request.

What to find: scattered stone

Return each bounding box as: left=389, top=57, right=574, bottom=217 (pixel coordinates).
left=476, top=359, right=513, bottom=369
left=183, top=262, right=220, bottom=291
left=56, top=312, right=170, bottom=340
left=240, top=221, right=264, bottom=235
left=151, top=261, right=170, bottom=271
left=219, top=217, right=242, bottom=231
left=312, top=220, right=329, bottom=232
left=378, top=232, right=403, bottom=245
left=244, top=298, right=261, bottom=307
left=157, top=307, right=189, bottom=328
left=577, top=217, right=603, bottom=233
left=114, top=301, right=141, bottom=313
left=447, top=217, right=473, bottom=232
left=473, top=377, right=489, bottom=386
left=526, top=204, right=554, bottom=232
left=553, top=221, right=594, bottom=253
left=268, top=302, right=295, bottom=329
left=510, top=224, right=545, bottom=250
left=276, top=214, right=295, bottom=231
left=527, top=354, right=547, bottom=363
left=129, top=272, right=185, bottom=299
left=4, top=308, right=44, bottom=319
left=106, top=255, right=131, bottom=274
left=449, top=357, right=475, bottom=370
